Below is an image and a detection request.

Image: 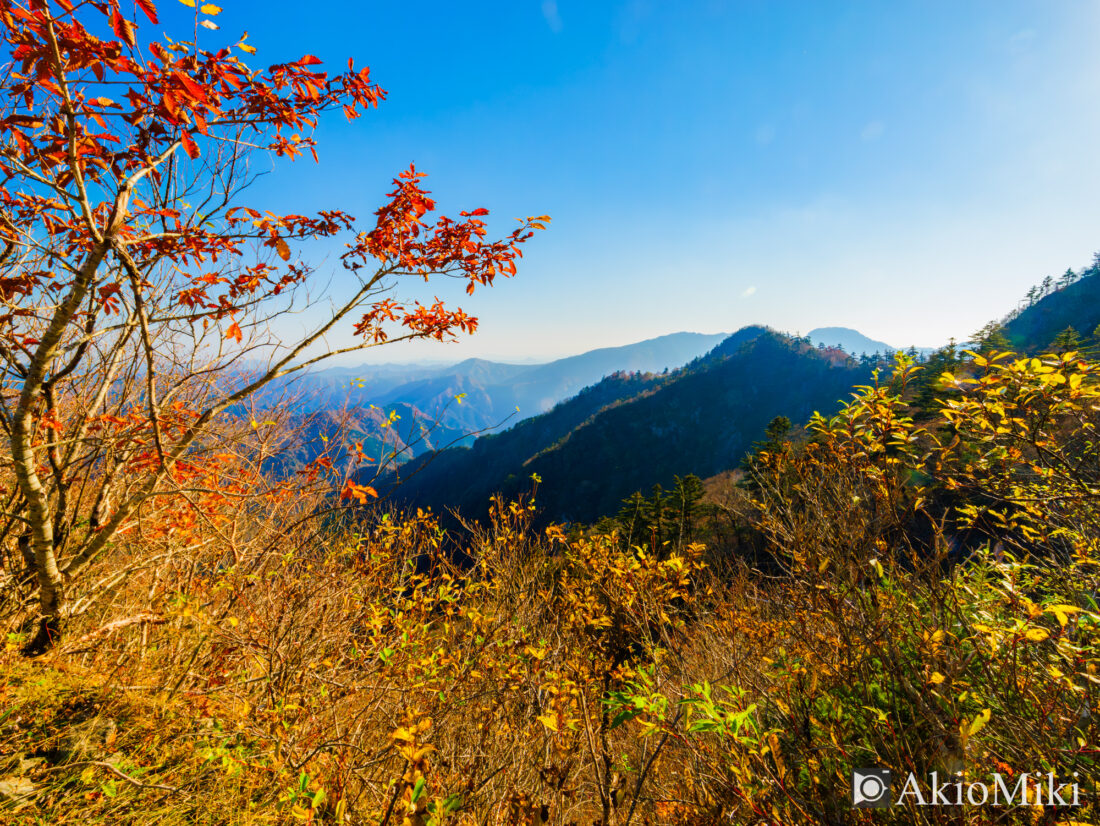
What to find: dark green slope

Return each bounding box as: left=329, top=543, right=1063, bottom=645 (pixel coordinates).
left=519, top=332, right=869, bottom=523
left=381, top=369, right=670, bottom=516
left=1004, top=265, right=1100, bottom=351
left=386, top=327, right=871, bottom=525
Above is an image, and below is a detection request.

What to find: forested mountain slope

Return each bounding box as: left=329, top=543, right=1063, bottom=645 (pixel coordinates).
left=386, top=327, right=871, bottom=524
left=286, top=331, right=728, bottom=433
left=1003, top=264, right=1100, bottom=351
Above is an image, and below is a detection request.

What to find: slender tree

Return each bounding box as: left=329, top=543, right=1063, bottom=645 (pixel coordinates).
left=0, top=0, right=545, bottom=651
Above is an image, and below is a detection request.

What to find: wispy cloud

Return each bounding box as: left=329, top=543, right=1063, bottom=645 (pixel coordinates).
left=741, top=285, right=757, bottom=298
left=541, top=0, right=563, bottom=33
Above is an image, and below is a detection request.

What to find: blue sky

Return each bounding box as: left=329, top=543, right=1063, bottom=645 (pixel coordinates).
left=174, top=1, right=1100, bottom=362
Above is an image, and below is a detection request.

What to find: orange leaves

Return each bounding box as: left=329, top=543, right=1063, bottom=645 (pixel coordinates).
left=225, top=320, right=242, bottom=342
left=136, top=0, right=159, bottom=24
left=339, top=166, right=546, bottom=340
left=109, top=9, right=137, bottom=48
left=98, top=282, right=123, bottom=315
left=351, top=298, right=478, bottom=344
left=180, top=129, right=200, bottom=159
left=341, top=481, right=378, bottom=505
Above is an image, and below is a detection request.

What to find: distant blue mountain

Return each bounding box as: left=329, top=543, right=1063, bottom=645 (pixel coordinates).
left=287, top=331, right=730, bottom=433
left=806, top=327, right=934, bottom=358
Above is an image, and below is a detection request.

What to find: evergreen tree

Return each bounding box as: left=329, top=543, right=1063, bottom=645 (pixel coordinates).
left=615, top=491, right=649, bottom=550
left=1088, top=324, right=1100, bottom=357
left=764, top=415, right=792, bottom=446
left=914, top=339, right=962, bottom=416
left=670, top=474, right=706, bottom=549
left=739, top=416, right=793, bottom=489
left=643, top=484, right=672, bottom=551
left=971, top=321, right=1012, bottom=356
left=1051, top=325, right=1082, bottom=354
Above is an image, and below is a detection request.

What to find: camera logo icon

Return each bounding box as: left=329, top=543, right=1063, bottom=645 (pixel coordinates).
left=852, top=768, right=892, bottom=808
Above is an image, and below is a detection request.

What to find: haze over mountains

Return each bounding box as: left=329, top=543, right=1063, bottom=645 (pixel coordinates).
left=805, top=327, right=934, bottom=358
left=358, top=263, right=1100, bottom=526
left=284, top=331, right=729, bottom=433
left=284, top=328, right=928, bottom=435
left=377, top=326, right=870, bottom=524
left=269, top=262, right=1099, bottom=521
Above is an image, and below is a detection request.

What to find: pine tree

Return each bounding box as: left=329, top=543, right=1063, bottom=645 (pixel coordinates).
left=1051, top=325, right=1082, bottom=354
left=643, top=484, right=672, bottom=552
left=670, top=474, right=706, bottom=549
left=615, top=491, right=650, bottom=550
left=914, top=339, right=962, bottom=416
left=971, top=321, right=1012, bottom=356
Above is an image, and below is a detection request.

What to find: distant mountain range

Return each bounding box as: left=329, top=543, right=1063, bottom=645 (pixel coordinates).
left=275, top=331, right=729, bottom=435
left=369, top=264, right=1100, bottom=525
left=379, top=327, right=871, bottom=524
left=806, top=327, right=934, bottom=357
left=265, top=262, right=1100, bottom=502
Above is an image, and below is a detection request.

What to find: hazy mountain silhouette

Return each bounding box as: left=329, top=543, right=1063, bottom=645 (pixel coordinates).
left=384, top=327, right=870, bottom=524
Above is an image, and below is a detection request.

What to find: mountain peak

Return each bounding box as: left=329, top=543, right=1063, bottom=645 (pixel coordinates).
left=806, top=327, right=932, bottom=356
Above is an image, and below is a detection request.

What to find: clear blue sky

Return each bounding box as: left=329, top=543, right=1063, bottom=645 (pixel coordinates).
left=171, top=1, right=1100, bottom=362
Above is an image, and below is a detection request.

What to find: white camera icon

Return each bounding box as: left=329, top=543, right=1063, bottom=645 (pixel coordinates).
left=852, top=768, right=892, bottom=808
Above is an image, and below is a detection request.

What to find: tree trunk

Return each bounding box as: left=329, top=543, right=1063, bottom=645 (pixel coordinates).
left=11, top=415, right=64, bottom=655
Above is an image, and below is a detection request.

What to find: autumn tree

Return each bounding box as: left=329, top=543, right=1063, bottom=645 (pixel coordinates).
left=0, top=0, right=545, bottom=652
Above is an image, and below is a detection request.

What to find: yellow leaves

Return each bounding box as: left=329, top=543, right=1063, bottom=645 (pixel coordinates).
left=391, top=717, right=432, bottom=746
left=536, top=713, right=559, bottom=732
left=180, top=0, right=221, bottom=12
left=544, top=525, right=567, bottom=544
left=1024, top=627, right=1049, bottom=642
left=963, top=708, right=991, bottom=738
left=1046, top=604, right=1081, bottom=628
left=767, top=732, right=786, bottom=778
left=928, top=671, right=945, bottom=686
left=522, top=644, right=547, bottom=661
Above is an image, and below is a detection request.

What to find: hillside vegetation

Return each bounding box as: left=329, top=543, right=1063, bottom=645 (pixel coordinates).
left=3, top=348, right=1098, bottom=824
left=3, top=2, right=1100, bottom=823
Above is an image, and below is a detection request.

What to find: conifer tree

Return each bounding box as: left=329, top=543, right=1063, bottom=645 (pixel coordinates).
left=1051, top=325, right=1083, bottom=354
